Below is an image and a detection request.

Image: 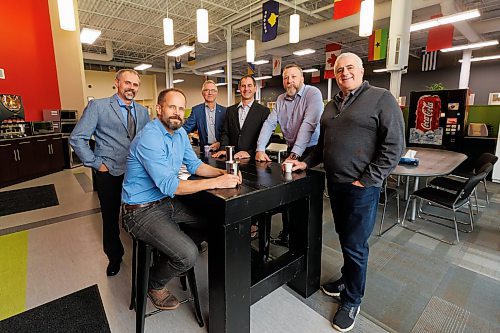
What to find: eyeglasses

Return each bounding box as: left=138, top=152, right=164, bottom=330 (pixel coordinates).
left=335, top=65, right=357, bottom=74
left=202, top=89, right=217, bottom=93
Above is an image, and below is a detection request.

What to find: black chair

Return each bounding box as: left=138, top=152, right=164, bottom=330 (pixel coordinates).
left=429, top=163, right=494, bottom=213
left=444, top=153, right=498, bottom=204
left=378, top=178, right=400, bottom=236
left=129, top=238, right=205, bottom=333
left=402, top=170, right=487, bottom=244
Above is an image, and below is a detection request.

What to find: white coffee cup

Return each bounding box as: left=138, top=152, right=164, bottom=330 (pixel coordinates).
left=283, top=162, right=293, bottom=173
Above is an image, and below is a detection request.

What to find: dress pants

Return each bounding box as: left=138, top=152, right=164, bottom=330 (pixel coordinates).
left=94, top=170, right=125, bottom=263
left=327, top=182, right=380, bottom=308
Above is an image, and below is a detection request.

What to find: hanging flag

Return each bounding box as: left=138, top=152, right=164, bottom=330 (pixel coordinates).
left=368, top=28, right=388, bottom=61
left=262, top=0, right=279, bottom=42
left=175, top=56, right=182, bottom=69
left=311, top=70, right=320, bottom=83
left=426, top=14, right=454, bottom=52
left=333, top=0, right=361, bottom=20
left=247, top=63, right=256, bottom=75
left=324, top=43, right=342, bottom=79
left=421, top=48, right=438, bottom=71
left=188, top=37, right=196, bottom=65
left=272, top=56, right=282, bottom=76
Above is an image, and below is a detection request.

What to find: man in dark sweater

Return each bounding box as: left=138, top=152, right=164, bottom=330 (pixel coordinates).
left=286, top=52, right=405, bottom=332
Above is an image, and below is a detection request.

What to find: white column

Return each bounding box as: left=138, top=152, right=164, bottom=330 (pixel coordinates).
left=459, top=49, right=472, bottom=89
left=327, top=79, right=332, bottom=101
left=386, top=0, right=412, bottom=98
left=226, top=25, right=233, bottom=106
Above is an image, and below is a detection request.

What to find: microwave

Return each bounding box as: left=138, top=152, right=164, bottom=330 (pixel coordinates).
left=42, top=109, right=78, bottom=122
left=61, top=122, right=77, bottom=134
left=60, top=110, right=78, bottom=121
left=31, top=121, right=54, bottom=135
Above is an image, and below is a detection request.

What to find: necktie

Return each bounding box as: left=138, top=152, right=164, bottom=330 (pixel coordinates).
left=125, top=105, right=136, bottom=140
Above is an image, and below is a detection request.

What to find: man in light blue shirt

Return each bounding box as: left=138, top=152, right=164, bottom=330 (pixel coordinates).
left=122, top=88, right=241, bottom=311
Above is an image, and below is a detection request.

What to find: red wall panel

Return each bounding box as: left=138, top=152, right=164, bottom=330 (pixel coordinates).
left=0, top=0, right=61, bottom=120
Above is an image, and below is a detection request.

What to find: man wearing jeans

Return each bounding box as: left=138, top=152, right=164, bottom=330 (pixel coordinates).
left=286, top=53, right=404, bottom=331
left=121, top=88, right=240, bottom=310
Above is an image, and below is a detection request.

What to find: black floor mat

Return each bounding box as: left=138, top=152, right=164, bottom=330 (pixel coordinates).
left=0, top=184, right=59, bottom=217
left=0, top=285, right=111, bottom=333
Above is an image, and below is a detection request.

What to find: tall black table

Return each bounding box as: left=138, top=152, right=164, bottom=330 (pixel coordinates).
left=184, top=157, right=324, bottom=333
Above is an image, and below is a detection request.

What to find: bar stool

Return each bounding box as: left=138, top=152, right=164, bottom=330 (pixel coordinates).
left=129, top=237, right=205, bottom=333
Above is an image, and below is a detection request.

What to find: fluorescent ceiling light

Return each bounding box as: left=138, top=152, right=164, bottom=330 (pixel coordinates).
left=289, top=14, right=300, bottom=44
left=293, top=48, right=315, bottom=56
left=80, top=28, right=101, bottom=44
left=163, top=18, right=174, bottom=46
left=58, top=0, right=76, bottom=31
left=204, top=69, right=224, bottom=75
left=302, top=68, right=319, bottom=73
left=215, top=82, right=227, bottom=86
left=254, top=76, right=272, bottom=81
left=172, top=79, right=184, bottom=84
left=410, top=9, right=480, bottom=32
left=166, top=45, right=195, bottom=57
left=252, top=59, right=269, bottom=65
left=134, top=64, right=152, bottom=70
left=373, top=68, right=389, bottom=73
left=197, top=8, right=209, bottom=43
left=441, top=40, right=498, bottom=52
left=359, top=0, right=374, bottom=37
left=459, top=54, right=500, bottom=62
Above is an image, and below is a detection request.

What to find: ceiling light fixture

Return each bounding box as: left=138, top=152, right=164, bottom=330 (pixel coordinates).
left=215, top=82, right=227, bottom=86
left=359, top=0, right=374, bottom=37
left=373, top=68, right=389, bottom=73
left=410, top=9, right=480, bottom=32
left=80, top=28, right=101, bottom=44
left=293, top=48, right=315, bottom=56
left=163, top=18, right=174, bottom=46
left=197, top=6, right=209, bottom=43
left=204, top=69, right=224, bottom=75
left=254, top=75, right=272, bottom=81
left=172, top=79, right=184, bottom=84
left=302, top=68, right=319, bottom=73
left=289, top=0, right=300, bottom=43
left=252, top=59, right=270, bottom=65
left=134, top=64, right=152, bottom=70
left=441, top=40, right=498, bottom=52
left=459, top=54, right=500, bottom=63
left=57, top=0, right=76, bottom=31
left=246, top=4, right=255, bottom=62
left=166, top=45, right=195, bottom=57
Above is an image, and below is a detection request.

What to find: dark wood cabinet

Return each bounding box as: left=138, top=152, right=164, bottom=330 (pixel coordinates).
left=0, top=134, right=65, bottom=188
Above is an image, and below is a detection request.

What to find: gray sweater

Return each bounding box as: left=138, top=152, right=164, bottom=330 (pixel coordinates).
left=304, top=81, right=405, bottom=187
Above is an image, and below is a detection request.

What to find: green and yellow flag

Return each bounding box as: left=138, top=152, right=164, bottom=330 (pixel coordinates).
left=368, top=28, right=388, bottom=61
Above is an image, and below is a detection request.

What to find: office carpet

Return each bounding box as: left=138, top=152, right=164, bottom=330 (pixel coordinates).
left=0, top=285, right=111, bottom=333
left=0, top=184, right=59, bottom=217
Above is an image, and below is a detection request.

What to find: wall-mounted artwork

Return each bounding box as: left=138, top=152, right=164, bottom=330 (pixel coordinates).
left=488, top=92, right=500, bottom=105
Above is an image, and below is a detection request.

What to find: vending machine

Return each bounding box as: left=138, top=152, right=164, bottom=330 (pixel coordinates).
left=407, top=89, right=468, bottom=152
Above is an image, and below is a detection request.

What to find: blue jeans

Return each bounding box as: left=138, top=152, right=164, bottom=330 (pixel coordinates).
left=327, top=182, right=380, bottom=308
left=122, top=198, right=206, bottom=290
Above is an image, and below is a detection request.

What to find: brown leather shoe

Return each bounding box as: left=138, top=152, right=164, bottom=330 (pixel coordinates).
left=147, top=287, right=180, bottom=310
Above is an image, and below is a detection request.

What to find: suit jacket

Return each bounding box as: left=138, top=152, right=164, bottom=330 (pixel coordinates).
left=70, top=94, right=150, bottom=176
left=183, top=103, right=226, bottom=147
left=219, top=101, right=270, bottom=156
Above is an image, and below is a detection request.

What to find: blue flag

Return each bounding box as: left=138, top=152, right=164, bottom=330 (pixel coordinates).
left=262, top=0, right=279, bottom=42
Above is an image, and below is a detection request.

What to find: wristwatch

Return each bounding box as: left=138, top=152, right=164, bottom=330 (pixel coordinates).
left=288, top=152, right=299, bottom=160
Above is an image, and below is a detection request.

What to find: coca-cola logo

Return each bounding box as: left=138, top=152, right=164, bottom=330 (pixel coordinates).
left=421, top=101, right=434, bottom=131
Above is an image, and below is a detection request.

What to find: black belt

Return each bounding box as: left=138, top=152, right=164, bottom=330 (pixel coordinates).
left=123, top=197, right=169, bottom=212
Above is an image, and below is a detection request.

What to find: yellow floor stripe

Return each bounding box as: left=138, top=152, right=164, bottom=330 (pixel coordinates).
left=0, top=231, right=28, bottom=320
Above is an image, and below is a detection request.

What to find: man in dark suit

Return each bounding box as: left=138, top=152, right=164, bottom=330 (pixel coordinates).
left=213, top=75, right=270, bottom=159
left=183, top=80, right=226, bottom=151
left=70, top=69, right=150, bottom=276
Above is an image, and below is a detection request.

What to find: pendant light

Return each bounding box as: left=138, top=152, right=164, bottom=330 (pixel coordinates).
left=246, top=4, right=255, bottom=63
left=197, top=1, right=209, bottom=43
left=289, top=0, right=299, bottom=43
left=359, top=0, right=374, bottom=37
left=163, top=3, right=174, bottom=46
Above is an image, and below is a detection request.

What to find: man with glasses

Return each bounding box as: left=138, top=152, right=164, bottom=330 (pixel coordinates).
left=285, top=53, right=404, bottom=332
left=255, top=64, right=323, bottom=246
left=71, top=69, right=150, bottom=276
left=121, top=88, right=241, bottom=310
left=183, top=80, right=226, bottom=151
left=213, top=75, right=270, bottom=159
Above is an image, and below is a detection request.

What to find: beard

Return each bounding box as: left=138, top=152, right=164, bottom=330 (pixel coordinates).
left=161, top=115, right=185, bottom=131
left=285, top=84, right=300, bottom=97
left=123, top=89, right=136, bottom=100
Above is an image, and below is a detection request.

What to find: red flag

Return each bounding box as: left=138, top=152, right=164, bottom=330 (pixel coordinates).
left=333, top=0, right=361, bottom=20
left=311, top=70, right=320, bottom=83
left=426, top=14, right=454, bottom=52
left=324, top=43, right=342, bottom=79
